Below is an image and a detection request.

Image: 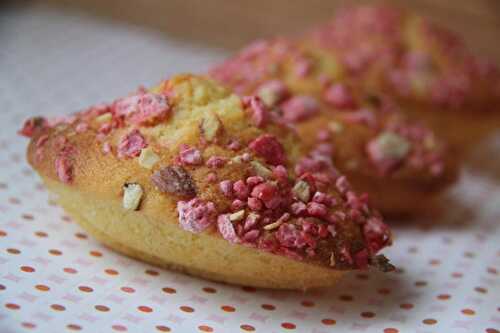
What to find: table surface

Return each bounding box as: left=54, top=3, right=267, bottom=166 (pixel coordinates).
left=0, top=3, right=499, bottom=333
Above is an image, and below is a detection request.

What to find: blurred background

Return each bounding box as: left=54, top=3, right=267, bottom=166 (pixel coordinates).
left=1, top=0, right=500, bottom=120
left=15, top=0, right=500, bottom=57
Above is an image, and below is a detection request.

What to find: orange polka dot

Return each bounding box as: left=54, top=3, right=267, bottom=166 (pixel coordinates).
left=339, top=294, right=353, bottom=301
left=105, top=268, right=119, bottom=276
left=202, top=287, right=216, bottom=293
left=61, top=216, right=72, bottom=223
left=162, top=287, right=176, bottom=294
left=22, top=213, right=34, bottom=220
left=63, top=267, right=78, bottom=274
left=429, top=259, right=441, bottom=266
left=384, top=329, right=399, bottom=333
left=378, top=288, right=391, bottom=295
left=51, top=304, right=66, bottom=311
left=121, top=286, right=135, bottom=293
left=180, top=306, right=194, bottom=313
left=156, top=325, right=171, bottom=332
left=452, top=272, right=463, bottom=278
left=281, top=322, right=296, bottom=330
left=35, top=284, right=50, bottom=291
left=90, top=250, right=102, bottom=257
left=321, top=318, right=336, bottom=325
left=49, top=249, right=62, bottom=256
left=422, top=318, right=437, bottom=325
left=145, top=269, right=159, bottom=276
left=415, top=281, right=427, bottom=287
left=67, top=324, right=82, bottom=331
left=487, top=267, right=498, bottom=275
left=20, top=266, right=35, bottom=273
left=138, top=306, right=153, bottom=313
left=240, top=324, right=255, bottom=331
left=112, top=325, right=127, bottom=331
left=461, top=308, right=475, bottom=316
left=221, top=305, right=235, bottom=312
left=35, top=231, right=48, bottom=237
left=198, top=325, right=213, bottom=332
left=464, top=251, right=476, bottom=258
left=301, top=300, right=314, bottom=307
left=9, top=197, right=20, bottom=204
left=261, top=304, right=276, bottom=311
left=361, top=311, right=375, bottom=318
left=21, top=322, right=36, bottom=329
left=7, top=248, right=20, bottom=254
left=475, top=287, right=487, bottom=294
left=400, top=303, right=414, bottom=310
left=437, top=294, right=451, bottom=300
left=95, top=305, right=110, bottom=312
left=0, top=230, right=7, bottom=237
left=486, top=329, right=500, bottom=333
left=75, top=232, right=87, bottom=239
left=78, top=286, right=93, bottom=293
left=5, top=303, right=20, bottom=310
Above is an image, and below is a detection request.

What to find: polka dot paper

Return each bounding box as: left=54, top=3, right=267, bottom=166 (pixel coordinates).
left=1, top=3, right=499, bottom=333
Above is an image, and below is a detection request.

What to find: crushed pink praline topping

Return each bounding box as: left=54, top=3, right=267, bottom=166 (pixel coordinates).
left=54, top=145, right=75, bottom=184
left=324, top=83, right=357, bottom=109
left=219, top=180, right=233, bottom=198
left=75, top=122, right=89, bottom=133
left=257, top=80, right=290, bottom=106
left=117, top=129, right=147, bottom=159
left=276, top=223, right=308, bottom=249
left=280, top=95, right=320, bottom=122
left=206, top=156, right=227, bottom=168
left=178, top=145, right=203, bottom=166
left=55, top=156, right=72, bottom=184
left=18, top=117, right=48, bottom=138
left=217, top=214, right=240, bottom=243
left=363, top=217, right=391, bottom=253
left=233, top=180, right=249, bottom=200
left=242, top=96, right=269, bottom=128
left=341, top=108, right=377, bottom=128
left=366, top=131, right=411, bottom=175
left=102, top=142, right=112, bottom=154
left=249, top=134, right=286, bottom=166
left=294, top=57, right=313, bottom=77
left=177, top=198, right=217, bottom=233
left=251, top=182, right=281, bottom=209
left=114, top=92, right=170, bottom=126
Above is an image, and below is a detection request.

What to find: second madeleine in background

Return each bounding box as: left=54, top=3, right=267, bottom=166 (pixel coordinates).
left=210, top=39, right=459, bottom=217
left=303, top=4, right=500, bottom=155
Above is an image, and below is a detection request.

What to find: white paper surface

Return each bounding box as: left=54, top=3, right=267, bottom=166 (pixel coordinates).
left=1, top=4, right=499, bottom=333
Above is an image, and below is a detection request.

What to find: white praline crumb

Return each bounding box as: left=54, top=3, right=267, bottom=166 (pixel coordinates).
left=201, top=111, right=221, bottom=141
left=250, top=160, right=272, bottom=178
left=328, top=121, right=343, bottom=133
left=292, top=180, right=310, bottom=203
left=229, top=210, right=245, bottom=222
left=375, top=132, right=411, bottom=159
left=122, top=183, right=143, bottom=211
left=95, top=112, right=112, bottom=123
left=263, top=219, right=283, bottom=230
left=138, top=147, right=160, bottom=169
